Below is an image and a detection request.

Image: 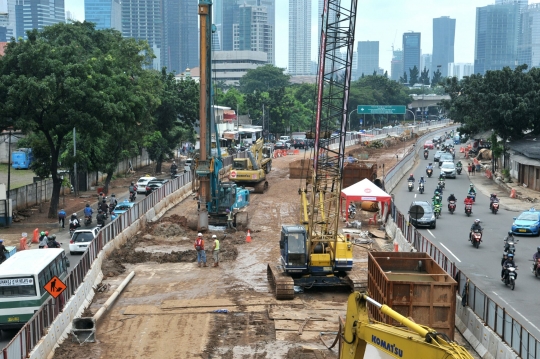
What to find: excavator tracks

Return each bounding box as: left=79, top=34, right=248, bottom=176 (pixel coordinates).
left=267, top=264, right=295, bottom=300
left=253, top=181, right=269, bottom=194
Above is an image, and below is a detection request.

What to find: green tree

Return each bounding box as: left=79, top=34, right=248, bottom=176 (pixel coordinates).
left=399, top=72, right=408, bottom=84
left=419, top=67, right=430, bottom=85
left=145, top=71, right=199, bottom=173
left=409, top=66, right=419, bottom=86
left=0, top=22, right=159, bottom=217
left=431, top=68, right=443, bottom=87
left=238, top=64, right=290, bottom=94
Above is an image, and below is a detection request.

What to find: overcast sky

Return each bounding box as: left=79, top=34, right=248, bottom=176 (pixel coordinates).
left=65, top=0, right=540, bottom=73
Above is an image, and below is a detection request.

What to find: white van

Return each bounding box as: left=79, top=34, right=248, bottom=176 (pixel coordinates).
left=279, top=136, right=290, bottom=142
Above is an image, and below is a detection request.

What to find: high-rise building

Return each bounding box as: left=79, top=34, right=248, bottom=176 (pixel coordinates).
left=317, top=0, right=336, bottom=57
left=162, top=0, right=198, bottom=74
left=432, top=16, right=455, bottom=77
left=233, top=4, right=272, bottom=63
left=495, top=0, right=528, bottom=13
left=222, top=0, right=239, bottom=51
left=10, top=0, right=65, bottom=40
left=357, top=41, right=379, bottom=77
left=518, top=3, right=540, bottom=68
left=243, top=0, right=275, bottom=64
left=448, top=63, right=474, bottom=80
left=288, top=0, right=311, bottom=75
left=122, top=0, right=163, bottom=70
left=85, top=0, right=121, bottom=31
left=402, top=32, right=421, bottom=77
left=421, top=54, right=432, bottom=74
left=474, top=3, right=520, bottom=75
left=391, top=49, right=403, bottom=81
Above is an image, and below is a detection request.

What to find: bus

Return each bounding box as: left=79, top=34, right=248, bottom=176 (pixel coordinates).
left=0, top=249, right=70, bottom=329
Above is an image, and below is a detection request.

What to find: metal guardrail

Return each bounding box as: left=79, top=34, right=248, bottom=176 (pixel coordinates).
left=1, top=166, right=214, bottom=358
left=385, top=131, right=540, bottom=358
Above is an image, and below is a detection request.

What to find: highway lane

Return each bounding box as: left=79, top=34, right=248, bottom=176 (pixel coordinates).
left=391, top=143, right=540, bottom=339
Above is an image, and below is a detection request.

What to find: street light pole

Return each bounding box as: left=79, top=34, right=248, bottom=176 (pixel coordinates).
left=406, top=109, right=416, bottom=126
left=347, top=109, right=356, bottom=132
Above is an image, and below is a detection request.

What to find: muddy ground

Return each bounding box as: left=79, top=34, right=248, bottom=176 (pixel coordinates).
left=52, top=133, right=479, bottom=359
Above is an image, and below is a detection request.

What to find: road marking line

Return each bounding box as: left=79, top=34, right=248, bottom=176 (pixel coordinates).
left=492, top=291, right=540, bottom=334
left=414, top=194, right=417, bottom=198
left=439, top=242, right=461, bottom=262
left=427, top=229, right=436, bottom=238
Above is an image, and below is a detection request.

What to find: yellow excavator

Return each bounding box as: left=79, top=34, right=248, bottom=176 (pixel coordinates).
left=338, top=292, right=474, bottom=359
left=229, top=137, right=272, bottom=193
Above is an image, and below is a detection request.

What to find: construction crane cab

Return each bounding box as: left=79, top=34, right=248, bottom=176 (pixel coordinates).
left=229, top=137, right=272, bottom=193
left=338, top=292, right=474, bottom=359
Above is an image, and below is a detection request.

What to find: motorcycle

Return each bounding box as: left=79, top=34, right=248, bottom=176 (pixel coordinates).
left=171, top=169, right=178, bottom=179
left=470, top=229, right=482, bottom=248
left=457, top=167, right=462, bottom=175
left=129, top=191, right=136, bottom=202
left=419, top=182, right=424, bottom=194
left=433, top=203, right=442, bottom=219
left=423, top=151, right=428, bottom=160
left=407, top=181, right=414, bottom=192
left=438, top=179, right=445, bottom=189
left=465, top=203, right=473, bottom=217
left=533, top=258, right=540, bottom=278
left=491, top=201, right=500, bottom=214
left=503, top=239, right=517, bottom=259
left=448, top=200, right=456, bottom=214
left=468, top=191, right=476, bottom=202
left=109, top=203, right=116, bottom=215
left=348, top=204, right=357, bottom=219
left=426, top=168, right=433, bottom=178
left=503, top=266, right=517, bottom=290
left=84, top=215, right=92, bottom=226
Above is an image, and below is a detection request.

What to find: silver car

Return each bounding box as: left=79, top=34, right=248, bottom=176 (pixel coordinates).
left=440, top=161, right=456, bottom=178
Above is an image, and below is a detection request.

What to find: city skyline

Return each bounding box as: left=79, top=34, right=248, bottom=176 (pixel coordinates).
left=47, top=0, right=540, bottom=73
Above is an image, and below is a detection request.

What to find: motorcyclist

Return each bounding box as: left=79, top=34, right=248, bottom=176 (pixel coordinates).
left=532, top=247, right=540, bottom=273
left=447, top=193, right=457, bottom=202
left=407, top=174, right=415, bottom=182
left=418, top=176, right=425, bottom=185
left=171, top=161, right=178, bottom=175
left=46, top=234, right=61, bottom=249
left=468, top=184, right=476, bottom=195
left=456, top=160, right=463, bottom=168
left=100, top=199, right=108, bottom=214
left=84, top=203, right=93, bottom=217
left=489, top=193, right=499, bottom=209
left=110, top=193, right=118, bottom=207
left=464, top=195, right=474, bottom=206
left=432, top=195, right=442, bottom=207
left=438, top=173, right=445, bottom=182
left=69, top=213, right=80, bottom=231
left=501, top=253, right=517, bottom=281
left=96, top=209, right=106, bottom=227
left=426, top=163, right=433, bottom=171
left=469, top=219, right=482, bottom=241
left=129, top=182, right=137, bottom=196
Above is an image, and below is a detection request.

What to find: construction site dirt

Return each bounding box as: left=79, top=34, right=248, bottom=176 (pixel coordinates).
left=52, top=136, right=475, bottom=359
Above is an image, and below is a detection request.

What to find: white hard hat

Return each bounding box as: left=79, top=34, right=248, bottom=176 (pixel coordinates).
left=197, top=233, right=202, bottom=237
left=212, top=235, right=217, bottom=238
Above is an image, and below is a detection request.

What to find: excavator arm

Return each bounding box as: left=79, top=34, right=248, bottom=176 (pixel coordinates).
left=340, top=292, right=474, bottom=359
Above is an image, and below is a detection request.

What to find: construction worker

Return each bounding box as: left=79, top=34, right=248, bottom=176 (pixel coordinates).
left=58, top=208, right=66, bottom=228
left=212, top=234, right=220, bottom=267
left=194, top=233, right=207, bottom=267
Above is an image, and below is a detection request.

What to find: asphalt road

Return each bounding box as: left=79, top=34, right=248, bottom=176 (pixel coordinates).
left=392, top=143, right=540, bottom=339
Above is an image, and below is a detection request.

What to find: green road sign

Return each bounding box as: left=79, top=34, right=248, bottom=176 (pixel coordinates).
left=357, top=105, right=406, bottom=115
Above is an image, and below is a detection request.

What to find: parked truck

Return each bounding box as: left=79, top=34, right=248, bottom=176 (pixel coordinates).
left=11, top=148, right=33, bottom=169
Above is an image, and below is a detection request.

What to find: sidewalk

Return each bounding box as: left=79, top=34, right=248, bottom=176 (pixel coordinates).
left=458, top=145, right=537, bottom=213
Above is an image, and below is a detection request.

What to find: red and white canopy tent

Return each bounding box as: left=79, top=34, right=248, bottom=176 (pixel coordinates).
left=340, top=178, right=392, bottom=221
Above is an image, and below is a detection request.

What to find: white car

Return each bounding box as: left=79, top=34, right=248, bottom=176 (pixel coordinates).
left=136, top=176, right=156, bottom=193
left=69, top=228, right=99, bottom=255
left=440, top=161, right=457, bottom=178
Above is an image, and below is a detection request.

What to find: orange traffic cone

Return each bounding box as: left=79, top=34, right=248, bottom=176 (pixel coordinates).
left=32, top=228, right=39, bottom=244
left=393, top=240, right=399, bottom=252
left=510, top=189, right=516, bottom=198
left=246, top=230, right=252, bottom=243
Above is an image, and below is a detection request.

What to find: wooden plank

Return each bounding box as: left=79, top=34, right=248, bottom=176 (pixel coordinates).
left=275, top=330, right=322, bottom=342
left=268, top=308, right=344, bottom=320
left=123, top=305, right=267, bottom=315
left=274, top=320, right=338, bottom=332
left=161, top=297, right=302, bottom=309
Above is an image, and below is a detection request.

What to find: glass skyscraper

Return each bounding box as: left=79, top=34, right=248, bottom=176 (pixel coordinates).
left=12, top=0, right=65, bottom=40
left=162, top=0, right=198, bottom=74
left=357, top=41, right=379, bottom=78
left=432, top=16, right=455, bottom=77
left=288, top=0, right=311, bottom=75
left=402, top=32, right=421, bottom=78
left=85, top=0, right=121, bottom=31
left=474, top=3, right=520, bottom=75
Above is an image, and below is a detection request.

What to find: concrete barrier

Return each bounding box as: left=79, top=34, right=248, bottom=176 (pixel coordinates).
left=455, top=295, right=518, bottom=359
left=31, top=181, right=194, bottom=359
left=384, top=217, right=415, bottom=252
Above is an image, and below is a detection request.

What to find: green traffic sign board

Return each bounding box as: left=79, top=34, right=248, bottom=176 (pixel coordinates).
left=357, top=105, right=406, bottom=115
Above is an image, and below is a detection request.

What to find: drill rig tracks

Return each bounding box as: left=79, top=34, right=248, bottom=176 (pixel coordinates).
left=267, top=264, right=295, bottom=300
